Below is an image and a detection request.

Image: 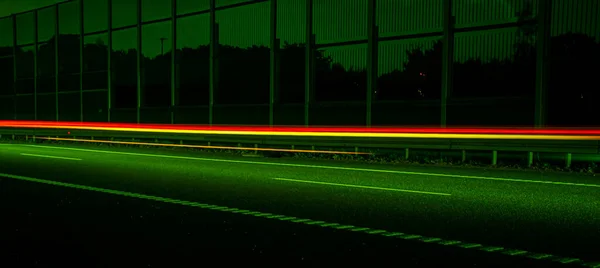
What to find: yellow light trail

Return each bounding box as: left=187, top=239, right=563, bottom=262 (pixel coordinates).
left=35, top=137, right=372, bottom=155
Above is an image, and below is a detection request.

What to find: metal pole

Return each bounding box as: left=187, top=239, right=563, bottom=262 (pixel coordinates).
left=269, top=0, right=278, bottom=126
left=107, top=0, right=113, bottom=122
left=535, top=0, right=551, bottom=128
left=440, top=0, right=454, bottom=127
left=366, top=0, right=378, bottom=127
left=304, top=0, right=313, bottom=127
left=79, top=0, right=84, bottom=122
left=11, top=15, right=17, bottom=120
left=34, top=10, right=39, bottom=120
left=170, top=0, right=177, bottom=124
left=136, top=0, right=142, bottom=123
left=209, top=0, right=217, bottom=126
left=54, top=6, right=60, bottom=121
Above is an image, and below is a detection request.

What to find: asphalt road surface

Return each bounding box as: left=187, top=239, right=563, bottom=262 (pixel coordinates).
left=0, top=142, right=599, bottom=267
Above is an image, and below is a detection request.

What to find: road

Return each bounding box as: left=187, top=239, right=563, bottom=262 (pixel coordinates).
left=0, top=142, right=599, bottom=267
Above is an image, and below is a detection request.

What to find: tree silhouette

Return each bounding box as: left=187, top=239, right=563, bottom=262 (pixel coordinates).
left=1, top=30, right=599, bottom=126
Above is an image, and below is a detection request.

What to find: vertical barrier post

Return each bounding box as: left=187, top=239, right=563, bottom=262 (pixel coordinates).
left=136, top=0, right=142, bottom=123
left=33, top=10, right=39, bottom=120
left=304, top=0, right=313, bottom=127
left=565, top=153, right=572, bottom=169
left=209, top=0, right=217, bottom=126
left=492, top=150, right=498, bottom=166
left=11, top=15, right=17, bottom=120
left=441, top=0, right=454, bottom=127
left=107, top=0, right=113, bottom=122
left=79, top=0, right=84, bottom=122
left=269, top=0, right=278, bottom=127
left=535, top=0, right=551, bottom=128
left=366, top=0, right=377, bottom=127
left=170, top=0, right=177, bottom=124
left=54, top=6, right=60, bottom=121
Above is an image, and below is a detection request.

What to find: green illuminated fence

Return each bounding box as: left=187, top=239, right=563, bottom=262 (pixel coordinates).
left=0, top=0, right=599, bottom=127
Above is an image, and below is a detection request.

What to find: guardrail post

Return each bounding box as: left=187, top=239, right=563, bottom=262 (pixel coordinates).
left=254, top=144, right=258, bottom=154
left=528, top=151, right=534, bottom=167
left=492, top=150, right=498, bottom=166
left=405, top=148, right=409, bottom=160
left=565, top=153, right=572, bottom=169
left=461, top=150, right=466, bottom=162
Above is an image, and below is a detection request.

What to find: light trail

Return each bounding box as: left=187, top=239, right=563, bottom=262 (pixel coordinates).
left=2, top=120, right=600, bottom=140
left=34, top=137, right=371, bottom=155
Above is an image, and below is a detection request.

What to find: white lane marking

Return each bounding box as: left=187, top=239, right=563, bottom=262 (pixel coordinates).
left=20, top=153, right=82, bottom=161
left=17, top=144, right=600, bottom=188
left=272, top=177, right=451, bottom=196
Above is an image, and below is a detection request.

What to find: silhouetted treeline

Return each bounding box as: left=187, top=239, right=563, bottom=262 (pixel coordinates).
left=1, top=32, right=599, bottom=125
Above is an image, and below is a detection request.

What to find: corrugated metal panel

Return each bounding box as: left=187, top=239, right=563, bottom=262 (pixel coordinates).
left=453, top=0, right=538, bottom=27
left=277, top=0, right=306, bottom=46
left=551, top=0, right=600, bottom=41
left=454, top=27, right=519, bottom=63
left=378, top=37, right=440, bottom=75
left=216, top=1, right=270, bottom=48
left=313, top=0, right=368, bottom=44
left=0, top=17, right=13, bottom=48
left=377, top=0, right=443, bottom=36
left=320, top=44, right=367, bottom=71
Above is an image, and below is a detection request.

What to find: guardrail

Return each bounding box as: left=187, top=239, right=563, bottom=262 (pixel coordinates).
left=1, top=121, right=600, bottom=168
